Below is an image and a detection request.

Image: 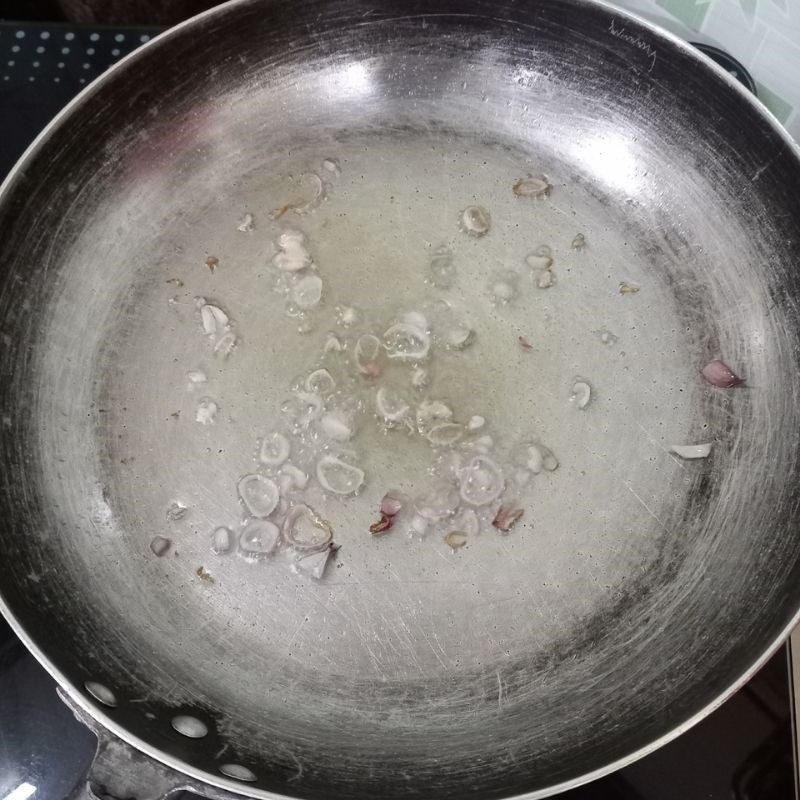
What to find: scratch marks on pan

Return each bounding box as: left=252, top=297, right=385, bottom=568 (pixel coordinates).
left=284, top=617, right=307, bottom=655
left=433, top=548, right=453, bottom=568
left=286, top=749, right=304, bottom=783
left=584, top=445, right=672, bottom=533
left=497, top=538, right=528, bottom=568
left=385, top=568, right=452, bottom=672
left=415, top=612, right=451, bottom=672
left=608, top=18, right=657, bottom=71
left=633, top=420, right=686, bottom=470
left=622, top=481, right=670, bottom=533
left=213, top=742, right=230, bottom=760
left=540, top=198, right=573, bottom=222
left=340, top=599, right=386, bottom=675
left=752, top=149, right=785, bottom=182
left=496, top=669, right=505, bottom=708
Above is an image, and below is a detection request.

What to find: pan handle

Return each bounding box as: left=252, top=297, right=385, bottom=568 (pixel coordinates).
left=59, top=689, right=243, bottom=800
left=689, top=42, right=757, bottom=96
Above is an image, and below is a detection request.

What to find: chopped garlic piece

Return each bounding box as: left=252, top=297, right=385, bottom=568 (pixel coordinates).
left=670, top=443, right=712, bottom=459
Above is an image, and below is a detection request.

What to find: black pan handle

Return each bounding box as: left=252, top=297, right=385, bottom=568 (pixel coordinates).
left=690, top=42, right=758, bottom=96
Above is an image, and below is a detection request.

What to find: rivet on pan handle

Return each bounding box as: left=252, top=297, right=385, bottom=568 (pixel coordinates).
left=58, top=688, right=244, bottom=800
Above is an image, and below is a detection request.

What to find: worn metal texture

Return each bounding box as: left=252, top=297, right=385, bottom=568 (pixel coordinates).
left=1, top=0, right=800, bottom=798
left=60, top=689, right=244, bottom=800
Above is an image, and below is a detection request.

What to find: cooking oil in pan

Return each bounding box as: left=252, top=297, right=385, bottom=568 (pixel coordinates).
left=97, top=135, right=702, bottom=591
left=58, top=131, right=724, bottom=680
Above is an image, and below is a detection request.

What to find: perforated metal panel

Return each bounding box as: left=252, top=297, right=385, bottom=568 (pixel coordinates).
left=0, top=23, right=160, bottom=176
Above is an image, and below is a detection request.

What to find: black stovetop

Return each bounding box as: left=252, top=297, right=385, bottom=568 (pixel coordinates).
left=0, top=20, right=795, bottom=800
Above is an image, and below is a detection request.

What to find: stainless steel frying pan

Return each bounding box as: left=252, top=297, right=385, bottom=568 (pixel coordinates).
left=2, top=1, right=800, bottom=798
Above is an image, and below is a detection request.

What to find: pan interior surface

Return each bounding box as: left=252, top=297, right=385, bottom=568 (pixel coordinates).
left=2, top=1, right=800, bottom=798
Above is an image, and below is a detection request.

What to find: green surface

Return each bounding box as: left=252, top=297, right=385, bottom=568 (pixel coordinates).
left=755, top=81, right=794, bottom=123
left=656, top=0, right=711, bottom=30
left=737, top=0, right=758, bottom=19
